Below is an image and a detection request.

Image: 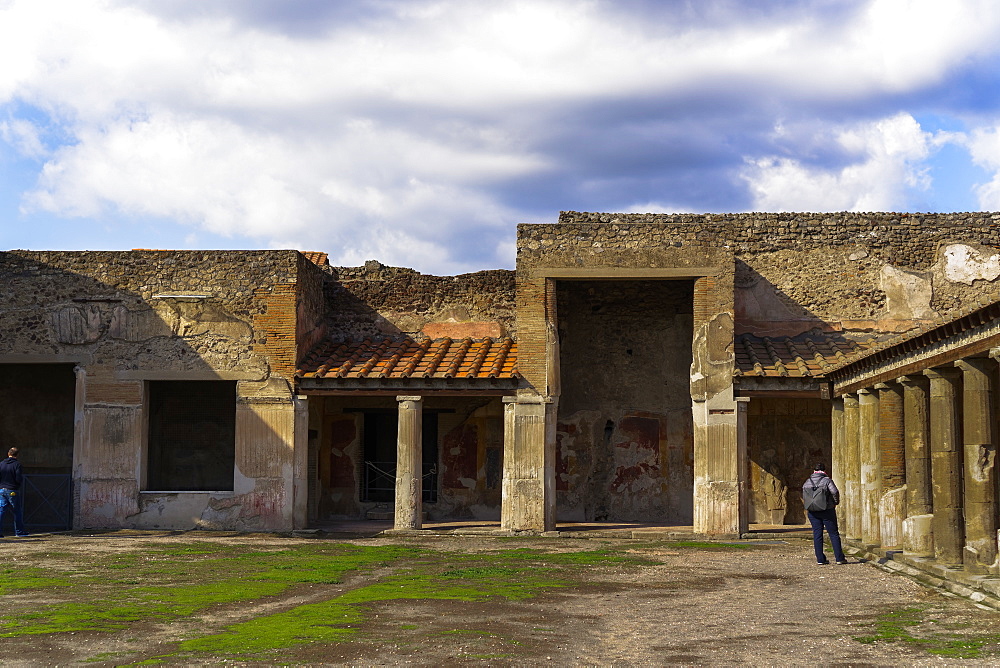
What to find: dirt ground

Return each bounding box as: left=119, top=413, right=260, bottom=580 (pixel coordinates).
left=0, top=531, right=999, bottom=666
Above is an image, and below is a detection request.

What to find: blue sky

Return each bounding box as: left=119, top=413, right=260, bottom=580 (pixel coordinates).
left=2, top=0, right=1000, bottom=274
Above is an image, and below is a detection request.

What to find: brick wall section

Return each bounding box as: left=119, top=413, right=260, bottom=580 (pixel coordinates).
left=254, top=283, right=299, bottom=381
left=878, top=384, right=906, bottom=488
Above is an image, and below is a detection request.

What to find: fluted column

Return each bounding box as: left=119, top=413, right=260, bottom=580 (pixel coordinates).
left=957, top=357, right=997, bottom=572
left=394, top=395, right=423, bottom=530
left=858, top=388, right=881, bottom=546
left=924, top=367, right=963, bottom=565
left=842, top=394, right=861, bottom=540
left=876, top=382, right=905, bottom=548
left=899, top=374, right=933, bottom=556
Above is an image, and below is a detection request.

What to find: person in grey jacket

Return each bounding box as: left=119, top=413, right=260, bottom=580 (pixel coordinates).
left=803, top=463, right=847, bottom=565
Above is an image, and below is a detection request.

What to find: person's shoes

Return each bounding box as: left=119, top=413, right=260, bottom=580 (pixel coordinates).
left=817, top=561, right=830, bottom=565
left=14, top=533, right=29, bottom=537
left=836, top=560, right=849, bottom=565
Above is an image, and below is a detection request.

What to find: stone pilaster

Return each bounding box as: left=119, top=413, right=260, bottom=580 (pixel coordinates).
left=924, top=367, right=964, bottom=565
left=394, top=395, right=422, bottom=530
left=876, top=382, right=905, bottom=548
left=858, top=388, right=881, bottom=546
left=899, top=375, right=933, bottom=557
left=842, top=394, right=861, bottom=540
left=830, top=397, right=844, bottom=489
left=956, top=357, right=997, bottom=573
left=501, top=395, right=553, bottom=532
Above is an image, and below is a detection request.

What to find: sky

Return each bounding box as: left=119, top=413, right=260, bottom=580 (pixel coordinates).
left=2, top=0, right=1000, bottom=275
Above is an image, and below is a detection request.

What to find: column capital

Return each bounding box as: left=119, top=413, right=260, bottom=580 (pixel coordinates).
left=898, top=374, right=928, bottom=388
left=923, top=367, right=961, bottom=381
left=990, top=347, right=1000, bottom=361
left=874, top=381, right=899, bottom=391
left=857, top=387, right=876, bottom=395
left=396, top=395, right=422, bottom=403
left=954, top=357, right=994, bottom=373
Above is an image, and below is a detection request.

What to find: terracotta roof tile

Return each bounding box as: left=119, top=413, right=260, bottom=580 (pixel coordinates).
left=300, top=251, right=329, bottom=266
left=298, top=336, right=519, bottom=381
left=735, top=331, right=872, bottom=378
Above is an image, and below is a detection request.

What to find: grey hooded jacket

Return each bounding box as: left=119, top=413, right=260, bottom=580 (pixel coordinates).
left=803, top=471, right=840, bottom=506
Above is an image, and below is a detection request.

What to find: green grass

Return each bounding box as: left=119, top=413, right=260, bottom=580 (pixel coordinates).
left=0, top=540, right=645, bottom=664
left=854, top=607, right=1000, bottom=659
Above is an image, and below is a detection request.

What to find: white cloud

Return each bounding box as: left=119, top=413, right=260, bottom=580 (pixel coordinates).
left=1, top=0, right=1000, bottom=270
left=967, top=126, right=1000, bottom=210
left=741, top=113, right=937, bottom=212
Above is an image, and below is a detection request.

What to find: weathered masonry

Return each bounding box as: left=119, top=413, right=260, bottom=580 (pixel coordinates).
left=4, top=211, right=1000, bottom=534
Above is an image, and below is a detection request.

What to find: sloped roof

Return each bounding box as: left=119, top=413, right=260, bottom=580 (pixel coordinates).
left=735, top=331, right=873, bottom=378
left=300, top=251, right=330, bottom=266
left=297, top=336, right=518, bottom=381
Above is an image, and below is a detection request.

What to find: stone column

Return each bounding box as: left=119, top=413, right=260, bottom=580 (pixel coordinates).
left=899, top=375, right=933, bottom=557
left=830, top=397, right=844, bottom=491
left=501, top=395, right=553, bottom=532
left=858, top=388, right=881, bottom=546
left=924, top=367, right=963, bottom=565
left=876, top=382, right=905, bottom=548
left=956, top=357, right=997, bottom=573
left=842, top=394, right=861, bottom=540
left=394, top=395, right=422, bottom=530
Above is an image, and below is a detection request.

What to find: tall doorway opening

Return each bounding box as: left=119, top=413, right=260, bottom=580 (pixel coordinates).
left=0, top=364, right=75, bottom=531
left=555, top=280, right=695, bottom=523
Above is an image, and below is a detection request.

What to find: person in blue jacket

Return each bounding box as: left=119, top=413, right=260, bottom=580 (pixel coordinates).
left=0, top=448, right=28, bottom=538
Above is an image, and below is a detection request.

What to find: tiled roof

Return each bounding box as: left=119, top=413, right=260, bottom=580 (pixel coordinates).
left=300, top=251, right=330, bottom=266
left=297, top=337, right=518, bottom=380
left=736, top=332, right=873, bottom=378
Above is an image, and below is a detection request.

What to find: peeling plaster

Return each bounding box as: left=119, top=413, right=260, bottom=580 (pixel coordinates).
left=880, top=265, right=936, bottom=319
left=942, top=244, right=1000, bottom=285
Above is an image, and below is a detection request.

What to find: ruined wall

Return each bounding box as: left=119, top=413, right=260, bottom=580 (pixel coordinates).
left=0, top=250, right=312, bottom=531
left=555, top=280, right=694, bottom=523
left=558, top=212, right=1000, bottom=341
left=323, top=261, right=515, bottom=341
left=312, top=395, right=505, bottom=521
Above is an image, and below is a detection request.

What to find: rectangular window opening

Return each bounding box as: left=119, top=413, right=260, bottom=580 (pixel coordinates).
left=146, top=381, right=236, bottom=492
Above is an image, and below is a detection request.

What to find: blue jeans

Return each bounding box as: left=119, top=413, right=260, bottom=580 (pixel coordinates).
left=0, top=488, right=26, bottom=536
left=807, top=508, right=845, bottom=563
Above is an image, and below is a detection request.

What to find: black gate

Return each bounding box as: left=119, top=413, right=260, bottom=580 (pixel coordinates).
left=0, top=474, right=73, bottom=533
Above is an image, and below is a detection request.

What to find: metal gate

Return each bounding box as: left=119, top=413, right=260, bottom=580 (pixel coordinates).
left=0, top=474, right=73, bottom=533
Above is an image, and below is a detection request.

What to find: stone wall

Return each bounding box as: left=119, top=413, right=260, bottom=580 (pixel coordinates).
left=324, top=261, right=515, bottom=341
left=551, top=212, right=1000, bottom=340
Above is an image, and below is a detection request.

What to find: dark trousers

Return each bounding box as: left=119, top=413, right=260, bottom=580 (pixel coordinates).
left=807, top=508, right=846, bottom=563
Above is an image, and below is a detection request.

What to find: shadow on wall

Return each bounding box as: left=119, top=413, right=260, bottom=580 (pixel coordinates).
left=0, top=251, right=297, bottom=532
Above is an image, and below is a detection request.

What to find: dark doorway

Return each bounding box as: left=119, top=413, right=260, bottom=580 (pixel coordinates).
left=361, top=412, right=438, bottom=503
left=0, top=364, right=76, bottom=531
left=147, top=381, right=236, bottom=491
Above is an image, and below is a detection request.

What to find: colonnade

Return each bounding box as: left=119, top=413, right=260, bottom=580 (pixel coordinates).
left=833, top=352, right=1000, bottom=573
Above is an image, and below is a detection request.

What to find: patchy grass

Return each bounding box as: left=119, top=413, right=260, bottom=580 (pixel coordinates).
left=0, top=540, right=647, bottom=664
left=854, top=607, right=1000, bottom=659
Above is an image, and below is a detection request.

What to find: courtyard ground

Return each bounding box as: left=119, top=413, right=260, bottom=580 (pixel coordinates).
left=0, top=530, right=998, bottom=666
